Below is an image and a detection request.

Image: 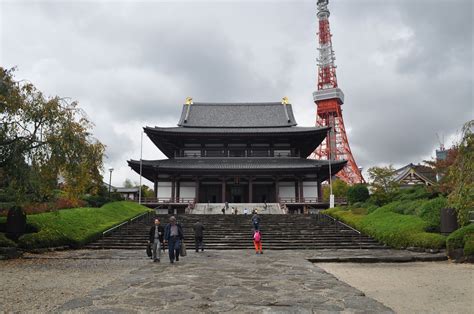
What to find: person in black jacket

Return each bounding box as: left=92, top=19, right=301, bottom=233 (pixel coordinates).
left=148, top=218, right=165, bottom=262
left=192, top=219, right=205, bottom=252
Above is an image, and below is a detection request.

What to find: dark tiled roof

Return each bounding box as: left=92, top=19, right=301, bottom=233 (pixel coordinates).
left=145, top=126, right=328, bottom=135
left=128, top=158, right=346, bottom=182
left=129, top=158, right=346, bottom=171
left=177, top=102, right=297, bottom=128
left=413, top=165, right=437, bottom=183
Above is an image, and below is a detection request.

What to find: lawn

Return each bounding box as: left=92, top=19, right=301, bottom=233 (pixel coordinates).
left=17, top=201, right=152, bottom=249
left=323, top=201, right=446, bottom=249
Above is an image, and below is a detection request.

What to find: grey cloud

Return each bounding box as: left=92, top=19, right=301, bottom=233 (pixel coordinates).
left=1, top=0, right=472, bottom=185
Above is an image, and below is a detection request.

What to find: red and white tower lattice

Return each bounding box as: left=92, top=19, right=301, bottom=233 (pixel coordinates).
left=311, top=0, right=365, bottom=184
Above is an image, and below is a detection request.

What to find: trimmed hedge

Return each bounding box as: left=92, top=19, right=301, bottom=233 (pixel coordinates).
left=18, top=201, right=152, bottom=249
left=323, top=206, right=446, bottom=249
left=446, top=224, right=474, bottom=257
left=0, top=232, right=17, bottom=247
left=392, top=186, right=433, bottom=202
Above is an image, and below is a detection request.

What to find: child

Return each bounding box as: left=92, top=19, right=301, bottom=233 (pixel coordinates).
left=253, top=230, right=263, bottom=254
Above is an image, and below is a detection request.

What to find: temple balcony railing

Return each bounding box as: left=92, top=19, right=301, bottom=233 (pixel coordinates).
left=137, top=197, right=196, bottom=206
left=278, top=197, right=347, bottom=205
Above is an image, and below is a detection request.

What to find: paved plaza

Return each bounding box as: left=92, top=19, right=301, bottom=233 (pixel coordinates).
left=0, top=249, right=472, bottom=313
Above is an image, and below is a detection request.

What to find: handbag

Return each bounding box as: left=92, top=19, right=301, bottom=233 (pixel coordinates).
left=180, top=241, right=187, bottom=257
left=146, top=243, right=152, bottom=257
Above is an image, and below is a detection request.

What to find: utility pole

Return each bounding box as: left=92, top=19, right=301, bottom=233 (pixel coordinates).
left=108, top=168, right=114, bottom=199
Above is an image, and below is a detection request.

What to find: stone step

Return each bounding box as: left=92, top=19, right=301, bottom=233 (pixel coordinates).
left=85, top=214, right=384, bottom=250
left=84, top=245, right=388, bottom=250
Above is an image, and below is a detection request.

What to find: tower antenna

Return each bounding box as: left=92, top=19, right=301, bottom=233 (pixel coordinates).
left=310, top=0, right=365, bottom=184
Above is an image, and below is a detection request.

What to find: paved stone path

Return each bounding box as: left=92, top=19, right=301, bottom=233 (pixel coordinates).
left=1, top=249, right=393, bottom=313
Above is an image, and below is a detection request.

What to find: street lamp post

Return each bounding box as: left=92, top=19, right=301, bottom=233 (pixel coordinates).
left=139, top=131, right=143, bottom=204
left=108, top=167, right=114, bottom=199
left=327, top=130, right=334, bottom=208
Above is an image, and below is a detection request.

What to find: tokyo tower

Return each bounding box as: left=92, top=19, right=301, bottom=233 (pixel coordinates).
left=311, top=0, right=365, bottom=184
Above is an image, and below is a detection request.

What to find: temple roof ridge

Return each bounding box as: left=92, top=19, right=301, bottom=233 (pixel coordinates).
left=177, top=101, right=298, bottom=128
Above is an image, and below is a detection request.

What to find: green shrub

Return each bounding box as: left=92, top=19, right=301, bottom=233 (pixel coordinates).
left=464, top=234, right=474, bottom=256
left=18, top=201, right=152, bottom=249
left=366, top=204, right=379, bottom=214
left=322, top=207, right=364, bottom=229
left=347, top=184, right=370, bottom=204
left=403, top=199, right=428, bottom=215
left=380, top=197, right=446, bottom=233
left=393, top=186, right=433, bottom=202
left=323, top=206, right=446, bottom=249
left=82, top=195, right=110, bottom=208
left=418, top=197, right=447, bottom=232
left=446, top=224, right=474, bottom=255
left=351, top=207, right=368, bottom=215
left=0, top=232, right=17, bottom=247
left=360, top=207, right=446, bottom=248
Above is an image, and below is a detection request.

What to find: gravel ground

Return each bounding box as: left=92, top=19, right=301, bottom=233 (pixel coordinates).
left=318, top=261, right=474, bottom=314
left=0, top=253, right=148, bottom=312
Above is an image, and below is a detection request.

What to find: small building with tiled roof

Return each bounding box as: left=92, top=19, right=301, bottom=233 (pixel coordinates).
left=394, top=163, right=437, bottom=188
left=128, top=99, right=346, bottom=208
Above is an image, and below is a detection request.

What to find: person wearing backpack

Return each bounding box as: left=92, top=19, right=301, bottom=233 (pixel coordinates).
left=253, top=230, right=263, bottom=254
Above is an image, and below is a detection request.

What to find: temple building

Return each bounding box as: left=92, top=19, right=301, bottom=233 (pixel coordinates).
left=128, top=99, right=346, bottom=211
left=394, top=163, right=437, bottom=188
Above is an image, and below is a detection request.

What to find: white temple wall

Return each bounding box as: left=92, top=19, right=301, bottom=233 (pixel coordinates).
left=278, top=182, right=296, bottom=198
left=157, top=182, right=172, bottom=199
left=303, top=181, right=318, bottom=198
left=179, top=182, right=196, bottom=198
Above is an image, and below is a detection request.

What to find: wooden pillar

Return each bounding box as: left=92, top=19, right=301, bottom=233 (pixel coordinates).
left=154, top=173, right=158, bottom=198
left=171, top=178, right=176, bottom=202
left=221, top=177, right=226, bottom=203
left=248, top=177, right=253, bottom=203
left=275, top=177, right=280, bottom=202
left=298, top=178, right=304, bottom=201
left=195, top=177, right=200, bottom=203
left=176, top=178, right=180, bottom=202
left=317, top=180, right=322, bottom=201
left=294, top=179, right=299, bottom=202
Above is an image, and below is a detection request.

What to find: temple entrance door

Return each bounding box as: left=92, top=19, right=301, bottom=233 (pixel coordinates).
left=230, top=186, right=243, bottom=203
left=253, top=184, right=276, bottom=203
left=200, top=184, right=222, bottom=203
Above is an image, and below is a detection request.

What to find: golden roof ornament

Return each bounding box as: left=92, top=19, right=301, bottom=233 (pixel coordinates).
left=185, top=97, right=193, bottom=105
left=282, top=96, right=289, bottom=105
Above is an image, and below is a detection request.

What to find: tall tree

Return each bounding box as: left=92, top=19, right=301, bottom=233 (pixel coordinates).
left=447, top=120, right=474, bottom=226
left=123, top=179, right=134, bottom=188
left=367, top=165, right=399, bottom=205
left=0, top=67, right=105, bottom=202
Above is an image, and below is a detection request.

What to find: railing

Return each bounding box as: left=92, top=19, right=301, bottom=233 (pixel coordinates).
left=138, top=197, right=196, bottom=205
left=318, top=212, right=362, bottom=249
left=279, top=197, right=347, bottom=204
left=100, top=211, right=153, bottom=249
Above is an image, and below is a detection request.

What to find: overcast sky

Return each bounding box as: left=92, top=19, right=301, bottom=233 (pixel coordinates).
left=1, top=0, right=472, bottom=187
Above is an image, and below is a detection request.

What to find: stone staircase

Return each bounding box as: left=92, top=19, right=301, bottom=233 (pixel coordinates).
left=84, top=214, right=387, bottom=250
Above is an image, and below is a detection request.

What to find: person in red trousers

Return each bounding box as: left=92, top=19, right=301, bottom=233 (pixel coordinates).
left=253, top=230, right=263, bottom=254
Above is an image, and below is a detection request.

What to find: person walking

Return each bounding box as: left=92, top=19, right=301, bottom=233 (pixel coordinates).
left=148, top=218, right=164, bottom=262
left=252, top=210, right=261, bottom=231
left=192, top=219, right=205, bottom=252
left=164, top=216, right=184, bottom=264
left=253, top=230, right=263, bottom=254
